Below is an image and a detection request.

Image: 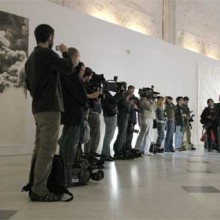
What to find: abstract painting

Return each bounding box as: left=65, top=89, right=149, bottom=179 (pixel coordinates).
left=0, top=11, right=29, bottom=147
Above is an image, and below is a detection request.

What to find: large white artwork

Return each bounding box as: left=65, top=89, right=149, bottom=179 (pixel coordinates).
left=198, top=62, right=220, bottom=141
left=0, top=11, right=29, bottom=146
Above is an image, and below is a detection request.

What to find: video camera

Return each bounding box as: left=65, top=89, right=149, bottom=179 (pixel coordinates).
left=138, top=85, right=160, bottom=100
left=103, top=76, right=127, bottom=93
left=189, top=114, right=195, bottom=122
left=87, top=73, right=105, bottom=92
left=188, top=113, right=195, bottom=129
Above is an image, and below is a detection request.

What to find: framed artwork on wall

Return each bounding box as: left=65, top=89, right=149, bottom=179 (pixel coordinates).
left=0, top=10, right=29, bottom=146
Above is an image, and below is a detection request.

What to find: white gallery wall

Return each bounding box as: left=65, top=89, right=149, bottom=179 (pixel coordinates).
left=1, top=1, right=220, bottom=155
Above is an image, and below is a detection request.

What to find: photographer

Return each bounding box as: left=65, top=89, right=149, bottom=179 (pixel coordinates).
left=68, top=47, right=80, bottom=67
left=75, top=61, right=86, bottom=80
left=200, top=98, right=218, bottom=152
left=25, top=24, right=73, bottom=201
left=155, top=96, right=166, bottom=152
left=101, top=90, right=120, bottom=161
left=164, top=96, right=175, bottom=152
left=113, top=91, right=133, bottom=159
left=135, top=95, right=156, bottom=156
left=182, top=96, right=196, bottom=150
left=84, top=68, right=101, bottom=154
left=124, top=85, right=139, bottom=156
left=58, top=58, right=88, bottom=186
left=175, top=96, right=186, bottom=151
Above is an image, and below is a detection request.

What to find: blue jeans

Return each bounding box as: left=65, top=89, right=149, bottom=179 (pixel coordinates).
left=85, top=112, right=100, bottom=154
left=175, top=126, right=183, bottom=148
left=58, top=124, right=80, bottom=166
left=101, top=115, right=117, bottom=156
left=164, top=120, right=175, bottom=152
left=156, top=122, right=165, bottom=146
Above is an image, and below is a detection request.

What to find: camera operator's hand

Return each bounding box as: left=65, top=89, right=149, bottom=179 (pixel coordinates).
left=87, top=91, right=99, bottom=99
left=125, top=94, right=131, bottom=101
left=129, top=99, right=134, bottom=105
left=182, top=113, right=187, bottom=118
left=133, top=103, right=138, bottom=110
left=59, top=44, right=68, bottom=53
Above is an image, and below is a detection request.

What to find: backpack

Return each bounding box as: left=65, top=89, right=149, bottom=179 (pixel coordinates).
left=22, top=155, right=73, bottom=202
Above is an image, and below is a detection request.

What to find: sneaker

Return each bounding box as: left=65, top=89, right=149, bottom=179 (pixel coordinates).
left=114, top=154, right=124, bottom=160
left=30, top=191, right=62, bottom=202
left=114, top=154, right=134, bottom=160
left=101, top=155, right=114, bottom=162
left=157, top=148, right=164, bottom=153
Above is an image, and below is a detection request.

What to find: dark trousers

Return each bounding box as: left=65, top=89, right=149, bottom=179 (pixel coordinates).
left=58, top=124, right=80, bottom=186
left=58, top=124, right=80, bottom=166
left=124, top=122, right=135, bottom=153
left=101, top=115, right=117, bottom=157
left=85, top=112, right=100, bottom=154
left=164, top=120, right=175, bottom=152
left=207, top=125, right=218, bottom=151
left=113, top=112, right=129, bottom=156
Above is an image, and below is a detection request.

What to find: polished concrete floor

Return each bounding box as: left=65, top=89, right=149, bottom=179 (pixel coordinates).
left=0, top=147, right=220, bottom=220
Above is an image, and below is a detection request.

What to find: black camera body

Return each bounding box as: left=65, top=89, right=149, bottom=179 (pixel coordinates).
left=138, top=86, right=160, bottom=100
left=103, top=76, right=127, bottom=93
left=189, top=114, right=195, bottom=122
left=88, top=73, right=105, bottom=92
left=87, top=73, right=127, bottom=96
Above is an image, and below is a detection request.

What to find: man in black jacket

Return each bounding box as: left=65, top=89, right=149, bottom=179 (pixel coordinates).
left=200, top=98, right=218, bottom=152
left=84, top=68, right=102, bottom=155
left=113, top=91, right=132, bottom=159
left=174, top=96, right=186, bottom=151
left=25, top=24, right=73, bottom=201
left=124, top=85, right=139, bottom=156
left=58, top=53, right=88, bottom=186
left=101, top=91, right=120, bottom=161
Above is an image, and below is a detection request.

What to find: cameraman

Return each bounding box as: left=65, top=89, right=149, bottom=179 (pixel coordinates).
left=175, top=96, right=186, bottom=151
left=101, top=90, right=121, bottom=161
left=135, top=95, right=156, bottom=156
left=68, top=47, right=80, bottom=67
left=113, top=91, right=132, bottom=159
left=155, top=96, right=166, bottom=152
left=164, top=96, right=175, bottom=152
left=58, top=56, right=88, bottom=186
left=182, top=96, right=195, bottom=150
left=124, top=85, right=139, bottom=156
left=84, top=68, right=101, bottom=154
left=200, top=98, right=218, bottom=152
